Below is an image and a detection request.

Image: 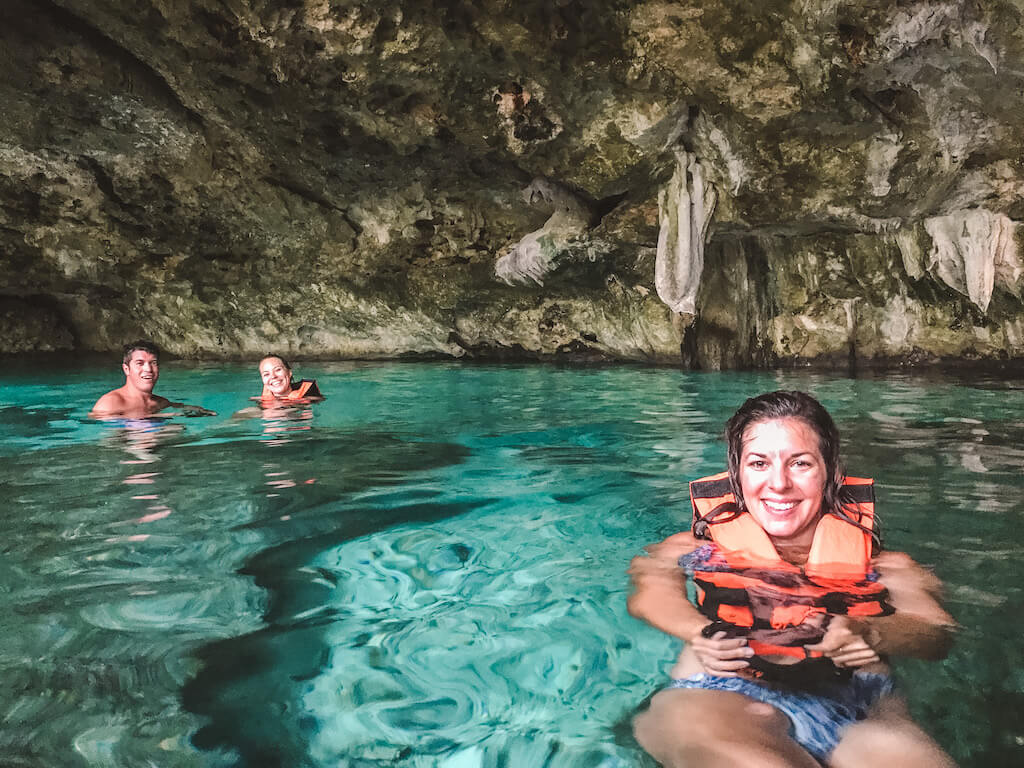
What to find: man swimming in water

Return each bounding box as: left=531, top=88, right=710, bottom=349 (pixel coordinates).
left=90, top=340, right=216, bottom=418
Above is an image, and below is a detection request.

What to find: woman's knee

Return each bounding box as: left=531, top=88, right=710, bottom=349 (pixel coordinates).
left=831, top=712, right=957, bottom=768
left=633, top=692, right=694, bottom=760
left=634, top=689, right=808, bottom=768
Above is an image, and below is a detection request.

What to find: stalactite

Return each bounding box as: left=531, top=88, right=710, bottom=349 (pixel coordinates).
left=494, top=179, right=594, bottom=286
left=655, top=150, right=717, bottom=315
left=921, top=209, right=1019, bottom=312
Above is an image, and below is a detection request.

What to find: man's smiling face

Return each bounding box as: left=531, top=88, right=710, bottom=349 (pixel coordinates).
left=123, top=350, right=159, bottom=394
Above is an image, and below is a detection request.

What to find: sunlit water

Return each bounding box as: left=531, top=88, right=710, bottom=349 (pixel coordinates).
left=1, top=361, right=1022, bottom=767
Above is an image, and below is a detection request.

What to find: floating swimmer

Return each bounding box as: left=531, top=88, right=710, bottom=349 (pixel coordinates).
left=256, top=355, right=323, bottom=403
left=90, top=340, right=216, bottom=419
left=629, top=390, right=957, bottom=768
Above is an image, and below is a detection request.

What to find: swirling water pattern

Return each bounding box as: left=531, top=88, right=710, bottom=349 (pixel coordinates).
left=0, top=361, right=1022, bottom=767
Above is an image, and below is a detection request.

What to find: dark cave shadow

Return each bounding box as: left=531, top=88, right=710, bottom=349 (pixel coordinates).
left=179, top=424, right=488, bottom=767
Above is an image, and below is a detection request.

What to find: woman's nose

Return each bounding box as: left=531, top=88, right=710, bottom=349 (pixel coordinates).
left=768, top=464, right=790, bottom=490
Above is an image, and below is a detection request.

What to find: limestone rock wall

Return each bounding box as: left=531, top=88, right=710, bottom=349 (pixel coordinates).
left=2, top=0, right=1023, bottom=366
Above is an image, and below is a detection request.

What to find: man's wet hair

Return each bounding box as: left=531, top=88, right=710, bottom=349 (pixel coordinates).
left=122, top=339, right=160, bottom=365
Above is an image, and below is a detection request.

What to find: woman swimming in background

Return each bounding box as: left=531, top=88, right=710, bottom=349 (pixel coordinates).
left=257, top=355, right=323, bottom=403
left=629, top=391, right=958, bottom=768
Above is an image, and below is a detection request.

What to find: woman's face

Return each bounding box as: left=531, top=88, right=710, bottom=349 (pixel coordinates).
left=259, top=357, right=292, bottom=396
left=738, top=417, right=827, bottom=544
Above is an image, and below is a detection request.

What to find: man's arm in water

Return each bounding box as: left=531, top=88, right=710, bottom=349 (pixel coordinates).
left=164, top=399, right=217, bottom=417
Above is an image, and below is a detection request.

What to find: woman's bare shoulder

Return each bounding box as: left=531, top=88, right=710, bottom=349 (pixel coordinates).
left=646, top=530, right=702, bottom=560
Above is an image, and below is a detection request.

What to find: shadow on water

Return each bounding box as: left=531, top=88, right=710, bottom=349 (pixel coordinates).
left=0, top=404, right=84, bottom=454
left=0, top=412, right=474, bottom=768
left=180, top=431, right=485, bottom=768
left=0, top=404, right=74, bottom=434
left=182, top=498, right=485, bottom=768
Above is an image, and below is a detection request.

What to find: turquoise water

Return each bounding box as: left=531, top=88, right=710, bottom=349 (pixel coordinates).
left=1, top=361, right=1022, bottom=767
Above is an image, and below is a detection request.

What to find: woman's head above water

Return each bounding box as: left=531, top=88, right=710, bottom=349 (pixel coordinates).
left=259, top=355, right=293, bottom=397
left=725, top=391, right=845, bottom=544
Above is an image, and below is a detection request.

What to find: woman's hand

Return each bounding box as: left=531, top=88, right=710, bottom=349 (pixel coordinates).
left=687, top=628, right=754, bottom=677
left=805, top=615, right=881, bottom=668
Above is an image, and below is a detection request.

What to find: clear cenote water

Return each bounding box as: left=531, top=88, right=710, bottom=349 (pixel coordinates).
left=1, top=360, right=1022, bottom=767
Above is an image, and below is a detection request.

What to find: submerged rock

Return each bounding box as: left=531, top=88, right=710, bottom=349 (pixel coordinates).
left=1, top=0, right=1022, bottom=366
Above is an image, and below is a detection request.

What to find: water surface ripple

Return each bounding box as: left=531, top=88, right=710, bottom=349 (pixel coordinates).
left=0, top=362, right=1021, bottom=767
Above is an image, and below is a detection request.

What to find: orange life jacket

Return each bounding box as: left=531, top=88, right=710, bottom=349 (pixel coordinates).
left=261, top=379, right=318, bottom=402
left=687, top=472, right=893, bottom=668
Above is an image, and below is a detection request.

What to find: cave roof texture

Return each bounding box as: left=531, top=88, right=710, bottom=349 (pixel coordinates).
left=2, top=0, right=1023, bottom=367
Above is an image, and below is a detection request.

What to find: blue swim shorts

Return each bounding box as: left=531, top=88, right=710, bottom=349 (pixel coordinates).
left=667, top=672, right=894, bottom=761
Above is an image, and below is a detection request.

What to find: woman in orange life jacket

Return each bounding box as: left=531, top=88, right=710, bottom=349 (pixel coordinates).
left=628, top=391, right=958, bottom=768
left=257, top=355, right=323, bottom=403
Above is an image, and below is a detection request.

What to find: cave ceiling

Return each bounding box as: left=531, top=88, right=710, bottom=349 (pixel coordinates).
left=2, top=0, right=1023, bottom=367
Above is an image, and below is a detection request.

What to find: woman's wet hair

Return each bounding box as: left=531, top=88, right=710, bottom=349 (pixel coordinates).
left=724, top=390, right=865, bottom=529
left=259, top=354, right=291, bottom=371
left=122, top=339, right=159, bottom=364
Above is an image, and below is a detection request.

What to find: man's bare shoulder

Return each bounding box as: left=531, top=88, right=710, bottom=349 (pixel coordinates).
left=90, top=389, right=172, bottom=418
left=90, top=389, right=129, bottom=417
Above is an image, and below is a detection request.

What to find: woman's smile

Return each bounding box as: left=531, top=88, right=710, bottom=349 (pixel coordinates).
left=758, top=499, right=802, bottom=522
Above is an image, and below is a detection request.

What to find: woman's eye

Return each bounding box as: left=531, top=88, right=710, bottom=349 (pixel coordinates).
left=750, top=460, right=767, bottom=469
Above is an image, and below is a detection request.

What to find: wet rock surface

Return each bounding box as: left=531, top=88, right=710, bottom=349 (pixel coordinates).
left=2, top=0, right=1022, bottom=366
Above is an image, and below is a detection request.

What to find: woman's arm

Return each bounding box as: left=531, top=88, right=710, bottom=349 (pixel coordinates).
left=867, top=551, right=958, bottom=659
left=628, top=532, right=753, bottom=676
left=627, top=532, right=709, bottom=642
left=166, top=400, right=217, bottom=416
left=808, top=551, right=957, bottom=665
